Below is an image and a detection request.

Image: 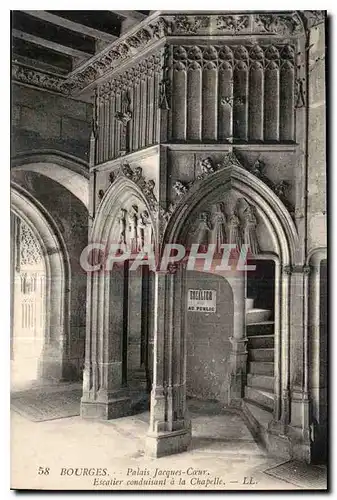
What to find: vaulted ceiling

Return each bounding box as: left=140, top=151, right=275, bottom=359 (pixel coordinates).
left=11, top=10, right=151, bottom=76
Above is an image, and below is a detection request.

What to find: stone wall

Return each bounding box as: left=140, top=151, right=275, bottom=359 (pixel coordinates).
left=12, top=84, right=92, bottom=161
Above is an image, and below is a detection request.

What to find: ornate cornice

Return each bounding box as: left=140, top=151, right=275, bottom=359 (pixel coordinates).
left=12, top=63, right=67, bottom=95
left=61, top=11, right=308, bottom=95
left=12, top=11, right=325, bottom=96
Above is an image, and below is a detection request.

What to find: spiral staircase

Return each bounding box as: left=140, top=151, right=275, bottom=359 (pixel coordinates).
left=242, top=298, right=275, bottom=443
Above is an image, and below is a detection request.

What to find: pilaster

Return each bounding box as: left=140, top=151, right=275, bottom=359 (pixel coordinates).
left=145, top=265, right=191, bottom=457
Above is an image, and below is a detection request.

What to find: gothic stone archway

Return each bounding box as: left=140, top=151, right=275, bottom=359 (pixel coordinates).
left=145, top=159, right=300, bottom=458
left=81, top=174, right=157, bottom=419
left=11, top=183, right=71, bottom=383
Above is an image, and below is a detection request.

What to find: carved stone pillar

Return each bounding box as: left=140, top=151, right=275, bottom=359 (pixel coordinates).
left=227, top=272, right=247, bottom=405
left=127, top=265, right=147, bottom=390
left=145, top=264, right=191, bottom=458
left=287, top=265, right=311, bottom=461
left=81, top=264, right=131, bottom=419
left=280, top=264, right=292, bottom=429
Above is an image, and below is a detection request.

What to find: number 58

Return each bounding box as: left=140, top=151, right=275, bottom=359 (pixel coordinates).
left=38, top=467, right=50, bottom=475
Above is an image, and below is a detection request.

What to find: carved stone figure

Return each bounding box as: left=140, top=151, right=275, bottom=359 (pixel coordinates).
left=274, top=180, right=289, bottom=199
left=132, top=166, right=143, bottom=184
left=212, top=203, right=227, bottom=253
left=98, top=189, right=105, bottom=201
left=200, top=157, right=215, bottom=176
left=117, top=208, right=128, bottom=251
left=295, top=78, right=306, bottom=108
left=243, top=205, right=259, bottom=255
left=137, top=210, right=150, bottom=251
left=115, top=93, right=132, bottom=154
left=121, top=162, right=133, bottom=178
left=194, top=212, right=212, bottom=249
left=251, top=159, right=265, bottom=178
left=128, top=205, right=139, bottom=253
left=159, top=79, right=171, bottom=110
left=173, top=181, right=188, bottom=197
left=228, top=209, right=242, bottom=250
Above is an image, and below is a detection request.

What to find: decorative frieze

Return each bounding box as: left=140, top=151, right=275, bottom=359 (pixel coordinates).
left=61, top=12, right=306, bottom=95
left=216, top=15, right=249, bottom=33
left=171, top=43, right=295, bottom=70
left=12, top=64, right=67, bottom=95
left=13, top=12, right=325, bottom=97
left=254, top=13, right=302, bottom=35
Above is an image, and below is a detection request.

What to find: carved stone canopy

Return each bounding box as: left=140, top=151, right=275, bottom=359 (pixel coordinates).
left=109, top=162, right=158, bottom=212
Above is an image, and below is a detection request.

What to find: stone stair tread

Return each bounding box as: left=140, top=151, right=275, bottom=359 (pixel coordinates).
left=247, top=334, right=274, bottom=339
left=249, top=361, right=274, bottom=365
left=243, top=399, right=274, bottom=427
left=247, top=308, right=271, bottom=313
left=249, top=348, right=274, bottom=353
left=246, top=321, right=274, bottom=326
left=247, top=374, right=274, bottom=387
left=248, top=361, right=274, bottom=376
left=244, top=386, right=274, bottom=410
left=251, top=387, right=274, bottom=398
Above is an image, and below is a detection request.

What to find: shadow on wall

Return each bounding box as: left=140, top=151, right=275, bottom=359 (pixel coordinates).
left=186, top=270, right=233, bottom=404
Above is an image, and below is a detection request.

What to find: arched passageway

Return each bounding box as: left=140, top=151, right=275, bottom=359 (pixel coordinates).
left=11, top=184, right=70, bottom=387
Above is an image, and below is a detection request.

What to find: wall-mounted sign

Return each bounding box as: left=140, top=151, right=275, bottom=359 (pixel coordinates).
left=187, top=289, right=216, bottom=313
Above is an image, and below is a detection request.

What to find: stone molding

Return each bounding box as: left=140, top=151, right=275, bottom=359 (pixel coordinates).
left=107, top=162, right=158, bottom=212
left=171, top=43, right=296, bottom=71
left=162, top=153, right=294, bottom=237
left=11, top=11, right=325, bottom=96
left=12, top=63, right=67, bottom=95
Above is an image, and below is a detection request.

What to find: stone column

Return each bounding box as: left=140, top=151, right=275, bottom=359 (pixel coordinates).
left=81, top=263, right=132, bottom=419
left=127, top=265, right=147, bottom=390
left=308, top=256, right=327, bottom=461
left=280, top=265, right=292, bottom=429
left=145, top=264, right=191, bottom=458
left=227, top=272, right=247, bottom=405
left=287, top=265, right=311, bottom=461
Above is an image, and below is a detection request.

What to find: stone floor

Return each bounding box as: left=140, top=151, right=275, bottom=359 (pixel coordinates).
left=11, top=397, right=325, bottom=491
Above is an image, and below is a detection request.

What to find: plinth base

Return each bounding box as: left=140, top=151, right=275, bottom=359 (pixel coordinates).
left=145, top=428, right=192, bottom=458
left=81, top=396, right=132, bottom=420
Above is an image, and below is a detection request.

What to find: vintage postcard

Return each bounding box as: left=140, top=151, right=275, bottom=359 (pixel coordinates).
left=10, top=8, right=327, bottom=491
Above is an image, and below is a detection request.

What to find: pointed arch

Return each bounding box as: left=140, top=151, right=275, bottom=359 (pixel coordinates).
left=91, top=174, right=158, bottom=246
left=11, top=150, right=89, bottom=209
left=163, top=163, right=299, bottom=266
left=11, top=182, right=71, bottom=381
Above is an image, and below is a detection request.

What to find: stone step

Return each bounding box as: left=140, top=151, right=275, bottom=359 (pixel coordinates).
left=248, top=361, right=274, bottom=376
left=244, top=386, right=274, bottom=411
left=246, top=308, right=272, bottom=325
left=247, top=374, right=275, bottom=391
left=242, top=399, right=273, bottom=432
left=246, top=322, right=274, bottom=336
left=248, top=348, right=274, bottom=362
left=247, top=335, right=274, bottom=349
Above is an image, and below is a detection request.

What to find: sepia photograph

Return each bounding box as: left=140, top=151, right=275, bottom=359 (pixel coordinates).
left=9, top=7, right=328, bottom=491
